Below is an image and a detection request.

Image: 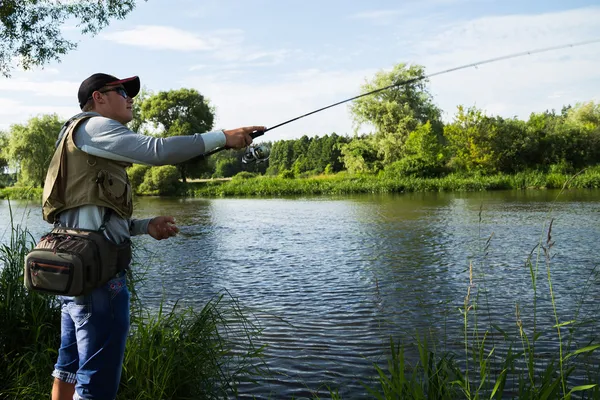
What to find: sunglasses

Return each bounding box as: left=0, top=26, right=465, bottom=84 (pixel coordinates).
left=99, top=87, right=129, bottom=99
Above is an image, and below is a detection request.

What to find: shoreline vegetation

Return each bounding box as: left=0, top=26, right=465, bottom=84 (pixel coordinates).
left=3, top=167, right=600, bottom=201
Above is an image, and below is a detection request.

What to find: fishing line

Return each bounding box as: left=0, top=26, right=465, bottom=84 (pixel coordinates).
left=206, top=38, right=600, bottom=160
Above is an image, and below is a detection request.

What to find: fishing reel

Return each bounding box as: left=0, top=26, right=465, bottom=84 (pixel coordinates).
left=242, top=144, right=270, bottom=164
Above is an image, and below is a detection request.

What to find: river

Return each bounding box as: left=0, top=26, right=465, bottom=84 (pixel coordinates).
left=2, top=189, right=599, bottom=399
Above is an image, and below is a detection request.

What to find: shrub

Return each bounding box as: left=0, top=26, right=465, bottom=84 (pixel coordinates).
left=127, top=164, right=151, bottom=194
left=232, top=171, right=257, bottom=181
left=278, top=169, right=295, bottom=179
left=138, top=165, right=181, bottom=195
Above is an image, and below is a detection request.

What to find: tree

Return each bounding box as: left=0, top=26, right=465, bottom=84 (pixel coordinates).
left=349, top=63, right=443, bottom=165
left=0, top=132, right=8, bottom=172
left=140, top=88, right=215, bottom=182
left=387, top=121, right=447, bottom=178
left=128, top=86, right=153, bottom=134
left=0, top=1, right=144, bottom=77
left=443, top=106, right=499, bottom=174
left=339, top=135, right=380, bottom=174
left=4, top=114, right=64, bottom=187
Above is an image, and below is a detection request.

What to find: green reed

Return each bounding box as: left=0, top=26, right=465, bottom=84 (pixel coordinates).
left=349, top=173, right=600, bottom=400
left=0, top=203, right=266, bottom=399
left=188, top=167, right=600, bottom=198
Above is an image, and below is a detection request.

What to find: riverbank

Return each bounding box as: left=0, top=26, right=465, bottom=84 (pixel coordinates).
left=188, top=168, right=600, bottom=197
left=3, top=168, right=600, bottom=200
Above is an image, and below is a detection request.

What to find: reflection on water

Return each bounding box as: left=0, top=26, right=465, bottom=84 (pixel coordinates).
left=2, top=189, right=600, bottom=398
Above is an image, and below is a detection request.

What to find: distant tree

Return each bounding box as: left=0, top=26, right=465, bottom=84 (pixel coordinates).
left=0, top=132, right=8, bottom=173
left=128, top=86, right=153, bottom=134
left=387, top=121, right=447, bottom=177
left=0, top=0, right=144, bottom=77
left=340, top=136, right=380, bottom=174
left=141, top=88, right=215, bottom=182
left=444, top=106, right=499, bottom=174
left=349, top=63, right=443, bottom=165
left=4, top=114, right=64, bottom=187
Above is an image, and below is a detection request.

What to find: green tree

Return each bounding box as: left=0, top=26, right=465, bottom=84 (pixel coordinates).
left=0, top=132, right=8, bottom=172
left=444, top=106, right=498, bottom=174
left=141, top=88, right=215, bottom=182
left=266, top=140, right=294, bottom=175
left=4, top=114, right=64, bottom=187
left=128, top=86, right=153, bottom=134
left=387, top=121, right=446, bottom=177
left=214, top=158, right=242, bottom=178
left=138, top=165, right=182, bottom=195
left=340, top=136, right=380, bottom=174
left=349, top=63, right=443, bottom=165
left=0, top=1, right=144, bottom=77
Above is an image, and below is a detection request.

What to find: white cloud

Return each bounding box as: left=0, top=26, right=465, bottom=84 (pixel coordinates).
left=100, top=26, right=243, bottom=51
left=348, top=9, right=405, bottom=21
left=0, top=79, right=78, bottom=97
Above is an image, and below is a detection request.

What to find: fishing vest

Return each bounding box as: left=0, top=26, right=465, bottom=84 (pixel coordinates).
left=42, top=115, right=133, bottom=223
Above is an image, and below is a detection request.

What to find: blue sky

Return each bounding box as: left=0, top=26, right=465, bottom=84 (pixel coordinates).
left=0, top=0, right=599, bottom=142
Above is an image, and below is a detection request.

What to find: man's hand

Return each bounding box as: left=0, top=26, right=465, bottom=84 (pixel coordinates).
left=148, top=216, right=179, bottom=240
left=223, top=126, right=266, bottom=149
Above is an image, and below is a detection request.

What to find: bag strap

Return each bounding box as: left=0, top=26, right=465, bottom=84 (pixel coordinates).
left=98, top=208, right=112, bottom=232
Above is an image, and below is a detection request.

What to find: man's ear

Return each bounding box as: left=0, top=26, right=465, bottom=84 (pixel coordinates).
left=92, top=91, right=105, bottom=105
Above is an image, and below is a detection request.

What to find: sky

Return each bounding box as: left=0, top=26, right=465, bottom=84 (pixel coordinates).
left=0, top=0, right=599, bottom=143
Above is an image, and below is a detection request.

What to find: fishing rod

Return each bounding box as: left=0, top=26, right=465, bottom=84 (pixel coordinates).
left=207, top=38, right=600, bottom=164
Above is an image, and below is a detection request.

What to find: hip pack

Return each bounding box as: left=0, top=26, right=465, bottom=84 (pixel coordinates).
left=24, top=212, right=131, bottom=296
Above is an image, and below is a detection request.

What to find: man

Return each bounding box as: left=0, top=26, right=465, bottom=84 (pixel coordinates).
left=46, top=73, right=265, bottom=400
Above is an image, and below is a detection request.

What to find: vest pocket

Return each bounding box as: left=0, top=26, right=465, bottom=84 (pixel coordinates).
left=97, top=170, right=130, bottom=210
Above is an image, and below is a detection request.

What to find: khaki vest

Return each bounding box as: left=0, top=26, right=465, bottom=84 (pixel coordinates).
left=42, top=115, right=133, bottom=223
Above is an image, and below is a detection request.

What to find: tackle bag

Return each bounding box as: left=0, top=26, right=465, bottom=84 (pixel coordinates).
left=24, top=225, right=131, bottom=297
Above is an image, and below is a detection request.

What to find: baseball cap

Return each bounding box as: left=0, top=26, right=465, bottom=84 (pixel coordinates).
left=78, top=73, right=141, bottom=109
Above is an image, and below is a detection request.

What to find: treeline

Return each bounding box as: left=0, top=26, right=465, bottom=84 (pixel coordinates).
left=1, top=63, right=599, bottom=195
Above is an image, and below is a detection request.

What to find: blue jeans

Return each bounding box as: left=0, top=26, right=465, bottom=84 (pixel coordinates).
left=52, top=272, right=130, bottom=400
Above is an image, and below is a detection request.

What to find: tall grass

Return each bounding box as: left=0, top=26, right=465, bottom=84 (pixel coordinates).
left=358, top=179, right=600, bottom=400
left=189, top=167, right=600, bottom=197
left=0, top=204, right=266, bottom=399
left=0, top=203, right=61, bottom=398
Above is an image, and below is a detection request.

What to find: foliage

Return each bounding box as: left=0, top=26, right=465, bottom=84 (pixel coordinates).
left=444, top=106, right=499, bottom=174
left=214, top=157, right=242, bottom=178
left=339, top=136, right=380, bottom=174
left=0, top=213, right=61, bottom=398
left=349, top=63, right=443, bottom=165
left=0, top=186, right=43, bottom=200
left=140, top=88, right=216, bottom=182
left=385, top=121, right=447, bottom=178
left=0, top=0, right=144, bottom=77
left=127, top=164, right=151, bottom=194
left=189, top=167, right=600, bottom=197
left=138, top=165, right=182, bottom=196
left=0, top=132, right=8, bottom=173
left=3, top=114, right=64, bottom=187
left=119, top=293, right=265, bottom=400
left=232, top=171, right=258, bottom=180
left=267, top=134, right=348, bottom=176
left=128, top=86, right=153, bottom=134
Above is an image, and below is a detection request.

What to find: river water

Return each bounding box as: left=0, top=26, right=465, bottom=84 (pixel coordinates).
left=2, top=189, right=599, bottom=399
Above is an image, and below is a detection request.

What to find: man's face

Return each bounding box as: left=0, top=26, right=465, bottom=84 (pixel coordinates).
left=97, top=85, right=134, bottom=124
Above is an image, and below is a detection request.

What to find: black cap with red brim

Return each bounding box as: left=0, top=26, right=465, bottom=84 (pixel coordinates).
left=78, top=73, right=141, bottom=109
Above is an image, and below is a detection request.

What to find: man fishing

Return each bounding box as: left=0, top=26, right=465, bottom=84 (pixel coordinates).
left=44, top=72, right=265, bottom=400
